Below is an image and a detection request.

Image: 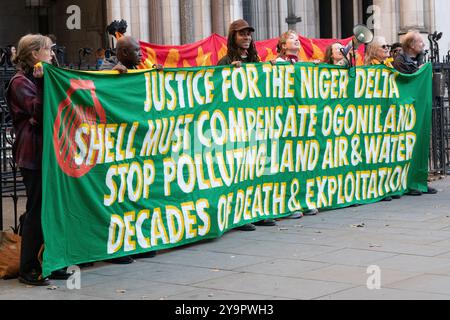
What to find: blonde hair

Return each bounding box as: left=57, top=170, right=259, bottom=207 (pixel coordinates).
left=277, top=30, right=299, bottom=58
left=364, top=36, right=388, bottom=65
left=402, top=30, right=420, bottom=51
left=13, top=34, right=53, bottom=73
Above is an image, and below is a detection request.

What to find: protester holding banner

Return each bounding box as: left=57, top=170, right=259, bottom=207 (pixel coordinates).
left=274, top=31, right=321, bottom=66
left=40, top=37, right=433, bottom=276
left=100, top=35, right=142, bottom=73
left=100, top=35, right=159, bottom=263
left=6, top=34, right=72, bottom=285
left=364, top=37, right=397, bottom=202
left=217, top=19, right=260, bottom=68
left=275, top=30, right=302, bottom=64
left=217, top=19, right=276, bottom=231
left=384, top=42, right=401, bottom=67
left=272, top=30, right=320, bottom=218
left=390, top=42, right=403, bottom=60
left=364, top=36, right=393, bottom=68
left=393, top=30, right=427, bottom=75
left=393, top=30, right=437, bottom=196
left=323, top=42, right=349, bottom=66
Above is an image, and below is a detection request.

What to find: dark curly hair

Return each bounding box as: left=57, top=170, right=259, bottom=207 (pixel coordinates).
left=225, top=29, right=260, bottom=63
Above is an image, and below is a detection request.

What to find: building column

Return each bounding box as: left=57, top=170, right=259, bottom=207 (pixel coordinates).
left=180, top=0, right=194, bottom=44
left=106, top=0, right=122, bottom=47
left=313, top=0, right=320, bottom=38
left=107, top=0, right=122, bottom=23
left=331, top=0, right=339, bottom=38
left=193, top=0, right=212, bottom=41
left=137, top=0, right=149, bottom=42
left=161, top=0, right=180, bottom=45
left=247, top=0, right=267, bottom=40
left=423, top=0, right=434, bottom=33
left=353, top=0, right=360, bottom=25
left=399, top=0, right=426, bottom=32
left=228, top=0, right=243, bottom=22
left=211, top=0, right=226, bottom=35
left=120, top=0, right=132, bottom=35
left=148, top=0, right=163, bottom=43
left=130, top=0, right=140, bottom=39
left=267, top=0, right=280, bottom=38
left=295, top=0, right=319, bottom=38
left=224, top=0, right=243, bottom=31
left=278, top=0, right=288, bottom=32
left=373, top=0, right=398, bottom=44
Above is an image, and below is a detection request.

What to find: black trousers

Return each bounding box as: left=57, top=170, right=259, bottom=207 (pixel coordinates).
left=19, top=168, right=43, bottom=275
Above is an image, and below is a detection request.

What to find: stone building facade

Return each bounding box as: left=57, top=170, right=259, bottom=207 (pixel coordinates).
left=106, top=0, right=450, bottom=60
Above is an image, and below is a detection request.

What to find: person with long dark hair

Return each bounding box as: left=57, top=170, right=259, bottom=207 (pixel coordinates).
left=217, top=19, right=260, bottom=67
left=217, top=20, right=276, bottom=231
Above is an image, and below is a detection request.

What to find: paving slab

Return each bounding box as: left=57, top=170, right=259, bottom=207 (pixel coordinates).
left=105, top=263, right=237, bottom=286
left=149, top=249, right=274, bottom=270
left=234, top=259, right=330, bottom=277
left=431, top=238, right=450, bottom=248
left=204, top=240, right=340, bottom=260
left=346, top=239, right=450, bottom=257
left=304, top=248, right=398, bottom=266
left=298, top=264, right=421, bottom=286
left=361, top=226, right=450, bottom=239
left=2, top=180, right=450, bottom=300
left=164, top=288, right=278, bottom=300
left=386, top=274, right=450, bottom=295
left=318, top=286, right=450, bottom=300
left=0, top=290, right=106, bottom=300
left=66, top=278, right=195, bottom=300
left=193, top=273, right=354, bottom=300
left=374, top=254, right=450, bottom=275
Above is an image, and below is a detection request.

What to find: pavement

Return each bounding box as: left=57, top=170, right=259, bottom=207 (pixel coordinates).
left=2, top=177, right=450, bottom=300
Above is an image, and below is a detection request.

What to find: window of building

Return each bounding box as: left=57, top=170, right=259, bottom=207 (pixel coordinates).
left=320, top=0, right=374, bottom=38
left=362, top=0, right=374, bottom=28
left=340, top=0, right=354, bottom=38
left=319, top=0, right=332, bottom=38
left=242, top=0, right=253, bottom=32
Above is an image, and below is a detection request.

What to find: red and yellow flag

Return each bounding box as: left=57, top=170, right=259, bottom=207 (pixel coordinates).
left=139, top=34, right=365, bottom=69
left=139, top=33, right=227, bottom=69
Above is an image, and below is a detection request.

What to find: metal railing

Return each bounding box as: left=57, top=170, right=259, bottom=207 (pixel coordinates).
left=430, top=63, right=450, bottom=175
left=0, top=61, right=102, bottom=232
left=0, top=65, right=25, bottom=232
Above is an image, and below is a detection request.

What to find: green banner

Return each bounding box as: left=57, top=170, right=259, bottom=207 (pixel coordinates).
left=42, top=63, right=432, bottom=276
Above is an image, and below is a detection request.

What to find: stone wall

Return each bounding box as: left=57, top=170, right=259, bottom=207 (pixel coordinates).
left=2, top=0, right=450, bottom=64
left=0, top=0, right=105, bottom=67
left=50, top=0, right=106, bottom=66
left=0, top=1, right=35, bottom=47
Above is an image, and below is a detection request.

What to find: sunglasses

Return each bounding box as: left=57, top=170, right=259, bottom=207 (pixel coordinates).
left=381, top=44, right=391, bottom=50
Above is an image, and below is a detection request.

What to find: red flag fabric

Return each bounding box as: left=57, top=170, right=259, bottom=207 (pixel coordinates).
left=139, top=34, right=365, bottom=69
left=139, top=33, right=227, bottom=69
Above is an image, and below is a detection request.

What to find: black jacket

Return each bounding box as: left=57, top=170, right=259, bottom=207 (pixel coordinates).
left=393, top=52, right=423, bottom=74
